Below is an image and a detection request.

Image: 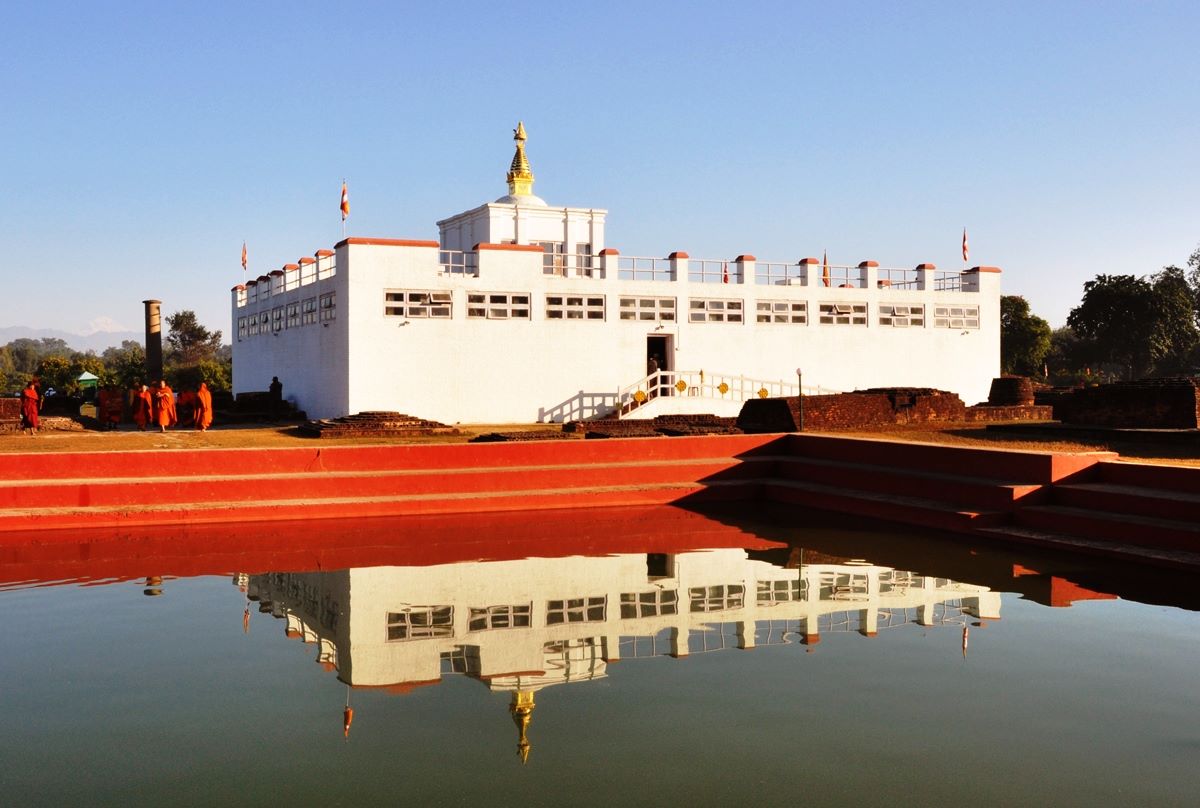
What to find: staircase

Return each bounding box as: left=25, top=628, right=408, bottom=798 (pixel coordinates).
left=0, top=435, right=783, bottom=534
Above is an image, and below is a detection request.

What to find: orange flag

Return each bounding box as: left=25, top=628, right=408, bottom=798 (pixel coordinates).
left=822, top=250, right=830, bottom=288
left=241, top=241, right=247, bottom=272
left=962, top=228, right=969, bottom=263
left=722, top=262, right=729, bottom=284
left=340, top=181, right=350, bottom=221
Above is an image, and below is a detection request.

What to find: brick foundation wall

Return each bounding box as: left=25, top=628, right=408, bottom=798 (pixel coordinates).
left=738, top=389, right=967, bottom=433
left=963, top=404, right=1054, bottom=422
left=1054, top=377, right=1200, bottom=428
left=0, top=397, right=19, bottom=432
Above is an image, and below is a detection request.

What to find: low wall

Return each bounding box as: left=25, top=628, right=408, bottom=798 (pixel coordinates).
left=738, top=389, right=966, bottom=433
left=0, top=398, right=19, bottom=431
left=1055, top=378, right=1200, bottom=428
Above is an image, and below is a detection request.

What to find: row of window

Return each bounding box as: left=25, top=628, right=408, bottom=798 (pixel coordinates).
left=237, top=293, right=335, bottom=338
left=374, top=290, right=980, bottom=328
left=385, top=583, right=811, bottom=640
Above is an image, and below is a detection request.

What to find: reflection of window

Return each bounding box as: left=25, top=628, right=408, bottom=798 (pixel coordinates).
left=879, top=304, right=924, bottom=327
left=756, top=300, right=807, bottom=324
left=546, top=596, right=606, bottom=624
left=934, top=305, right=979, bottom=329
left=546, top=294, right=605, bottom=320
left=467, top=292, right=530, bottom=319
left=689, top=584, right=745, bottom=612
left=818, top=302, right=867, bottom=325
left=302, top=297, right=317, bottom=325
left=386, top=290, right=452, bottom=318
left=285, top=303, right=300, bottom=328
left=618, top=296, right=675, bottom=321
left=620, top=589, right=678, bottom=618
left=319, top=292, right=336, bottom=321
left=468, top=604, right=532, bottom=631
left=689, top=298, right=743, bottom=323
left=387, top=606, right=453, bottom=640
left=757, top=579, right=804, bottom=605
left=440, top=645, right=481, bottom=675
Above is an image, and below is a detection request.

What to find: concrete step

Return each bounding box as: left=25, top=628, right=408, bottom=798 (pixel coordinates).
left=1052, top=482, right=1200, bottom=523
left=0, top=457, right=772, bottom=510
left=764, top=479, right=1008, bottom=533
left=0, top=479, right=765, bottom=533
left=1097, top=461, right=1200, bottom=495
left=1014, top=505, right=1200, bottom=553
left=974, top=525, right=1200, bottom=570
left=774, top=455, right=1045, bottom=511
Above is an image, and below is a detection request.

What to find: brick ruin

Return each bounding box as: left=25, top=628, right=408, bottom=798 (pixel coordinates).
left=1044, top=377, right=1200, bottom=429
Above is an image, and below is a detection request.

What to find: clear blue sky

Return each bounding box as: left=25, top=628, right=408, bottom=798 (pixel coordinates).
left=3, top=1, right=1198, bottom=339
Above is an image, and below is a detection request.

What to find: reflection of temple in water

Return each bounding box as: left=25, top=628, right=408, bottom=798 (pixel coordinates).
left=243, top=548, right=1000, bottom=758
left=245, top=549, right=1001, bottom=687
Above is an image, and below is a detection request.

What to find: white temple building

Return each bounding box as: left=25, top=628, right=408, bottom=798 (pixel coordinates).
left=231, top=123, right=1002, bottom=423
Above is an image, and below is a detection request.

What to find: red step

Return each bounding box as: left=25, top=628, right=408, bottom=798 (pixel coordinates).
left=1014, top=505, right=1200, bottom=552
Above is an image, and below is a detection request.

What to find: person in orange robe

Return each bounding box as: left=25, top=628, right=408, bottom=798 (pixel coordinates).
left=193, top=382, right=213, bottom=431
left=20, top=381, right=40, bottom=434
left=152, top=381, right=177, bottom=432
left=132, top=384, right=153, bottom=430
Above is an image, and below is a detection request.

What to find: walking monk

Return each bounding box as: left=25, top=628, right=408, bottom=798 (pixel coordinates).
left=152, top=380, right=177, bottom=433
left=132, top=384, right=153, bottom=430
left=20, top=380, right=40, bottom=435
left=193, top=382, right=213, bottom=431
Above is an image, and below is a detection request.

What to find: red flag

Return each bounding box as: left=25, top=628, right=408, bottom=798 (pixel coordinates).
left=340, top=181, right=350, bottom=221
left=722, top=261, right=729, bottom=284
left=822, top=250, right=830, bottom=288
left=241, top=241, right=247, bottom=272
left=962, top=228, right=969, bottom=262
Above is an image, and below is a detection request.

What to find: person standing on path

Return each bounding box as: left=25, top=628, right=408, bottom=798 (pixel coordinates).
left=153, top=380, right=177, bottom=433
left=194, top=382, right=213, bottom=431
left=268, top=376, right=283, bottom=421
left=20, top=380, right=40, bottom=435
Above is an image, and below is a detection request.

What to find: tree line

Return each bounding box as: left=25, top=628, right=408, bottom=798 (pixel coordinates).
left=1002, top=246, right=1200, bottom=384
left=0, top=311, right=230, bottom=396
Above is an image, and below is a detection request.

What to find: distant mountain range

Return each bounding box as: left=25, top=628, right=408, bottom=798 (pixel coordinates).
left=0, top=326, right=144, bottom=354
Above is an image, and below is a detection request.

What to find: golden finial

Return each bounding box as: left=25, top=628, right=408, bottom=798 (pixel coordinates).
left=509, top=689, right=536, bottom=764
left=506, top=121, right=535, bottom=196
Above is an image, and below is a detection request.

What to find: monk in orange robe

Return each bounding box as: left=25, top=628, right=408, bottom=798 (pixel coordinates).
left=193, top=382, right=213, bottom=431
left=20, top=381, right=40, bottom=434
left=152, top=381, right=177, bottom=432
left=132, top=384, right=153, bottom=430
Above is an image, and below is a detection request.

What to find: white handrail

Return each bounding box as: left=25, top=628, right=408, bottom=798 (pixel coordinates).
left=614, top=369, right=840, bottom=418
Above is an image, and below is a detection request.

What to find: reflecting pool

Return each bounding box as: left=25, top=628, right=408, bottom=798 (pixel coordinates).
left=2, top=505, right=1199, bottom=807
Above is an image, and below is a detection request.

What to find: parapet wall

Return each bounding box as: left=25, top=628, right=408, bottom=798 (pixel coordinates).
left=738, top=389, right=968, bottom=433
left=1054, top=377, right=1200, bottom=429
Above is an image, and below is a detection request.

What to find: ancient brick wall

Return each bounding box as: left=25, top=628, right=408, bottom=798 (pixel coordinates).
left=1054, top=378, right=1200, bottom=429
left=738, top=389, right=967, bottom=433
left=963, top=404, right=1054, bottom=422
left=0, top=398, right=20, bottom=431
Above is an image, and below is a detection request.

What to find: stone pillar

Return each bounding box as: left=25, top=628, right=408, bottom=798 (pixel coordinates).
left=858, top=260, right=879, bottom=289
left=668, top=251, right=689, bottom=284
left=734, top=255, right=754, bottom=286
left=915, top=262, right=936, bottom=291
left=143, top=299, right=163, bottom=381
left=798, top=257, right=821, bottom=287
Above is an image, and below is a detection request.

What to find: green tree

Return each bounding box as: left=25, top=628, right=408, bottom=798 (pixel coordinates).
left=101, top=341, right=147, bottom=388
left=1000, top=295, right=1052, bottom=376
left=36, top=355, right=74, bottom=392
left=165, top=311, right=223, bottom=365
left=1067, top=273, right=1199, bottom=380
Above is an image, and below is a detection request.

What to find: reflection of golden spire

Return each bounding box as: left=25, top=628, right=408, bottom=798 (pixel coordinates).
left=509, top=689, right=536, bottom=764
left=506, top=121, right=535, bottom=196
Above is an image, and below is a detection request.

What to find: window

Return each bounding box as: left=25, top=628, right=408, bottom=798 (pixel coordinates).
left=247, top=314, right=259, bottom=336
left=319, top=292, right=336, bottom=322
left=301, top=297, right=317, bottom=325
left=546, top=596, right=606, bottom=625
left=689, top=298, right=743, bottom=323
left=620, top=589, right=679, bottom=618
left=755, top=300, right=807, bottom=324
left=271, top=306, right=284, bottom=333
left=757, top=579, right=805, bottom=605
left=286, top=302, right=300, bottom=329
left=535, top=241, right=566, bottom=275
left=546, top=294, right=605, bottom=320
left=386, top=606, right=453, bottom=641
left=466, top=292, right=530, bottom=319
left=689, top=584, right=745, bottom=613
left=237, top=316, right=248, bottom=339
left=818, top=302, right=867, bottom=325
left=385, top=290, right=453, bottom=318
left=878, top=303, right=925, bottom=327
left=468, top=604, right=532, bottom=632
left=934, top=305, right=980, bottom=329
left=618, top=296, right=676, bottom=322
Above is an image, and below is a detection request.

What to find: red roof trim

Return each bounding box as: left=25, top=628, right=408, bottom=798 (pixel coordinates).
left=966, top=266, right=1002, bottom=273
left=335, top=237, right=440, bottom=249
left=474, top=242, right=543, bottom=253
left=735, top=254, right=756, bottom=262
left=598, top=248, right=620, bottom=256
left=668, top=251, right=689, bottom=260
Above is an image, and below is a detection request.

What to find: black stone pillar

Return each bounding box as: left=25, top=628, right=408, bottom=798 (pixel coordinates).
left=143, top=299, right=163, bottom=381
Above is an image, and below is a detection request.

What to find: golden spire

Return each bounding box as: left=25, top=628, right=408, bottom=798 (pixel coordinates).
left=509, top=689, right=536, bottom=764
left=506, top=121, right=535, bottom=196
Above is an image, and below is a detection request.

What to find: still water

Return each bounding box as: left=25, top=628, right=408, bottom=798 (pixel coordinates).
left=2, top=505, right=1198, bottom=807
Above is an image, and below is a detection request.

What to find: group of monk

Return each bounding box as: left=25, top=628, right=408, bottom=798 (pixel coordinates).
left=120, top=380, right=212, bottom=432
